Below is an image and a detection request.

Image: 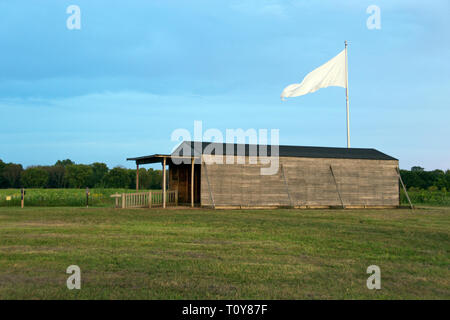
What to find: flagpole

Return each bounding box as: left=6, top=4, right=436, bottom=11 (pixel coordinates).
left=345, top=40, right=350, bottom=148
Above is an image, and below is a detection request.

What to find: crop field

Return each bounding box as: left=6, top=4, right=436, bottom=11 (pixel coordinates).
left=0, top=206, right=448, bottom=299
left=0, top=189, right=152, bottom=207
left=400, top=189, right=450, bottom=207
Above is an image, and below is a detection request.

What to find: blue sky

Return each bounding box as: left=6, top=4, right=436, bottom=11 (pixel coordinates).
left=0, top=0, right=449, bottom=170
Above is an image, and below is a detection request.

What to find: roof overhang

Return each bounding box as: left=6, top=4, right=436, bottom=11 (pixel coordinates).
left=127, top=154, right=201, bottom=165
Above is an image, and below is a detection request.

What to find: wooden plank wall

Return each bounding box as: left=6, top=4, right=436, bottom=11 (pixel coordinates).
left=200, top=156, right=399, bottom=207
left=169, top=163, right=201, bottom=204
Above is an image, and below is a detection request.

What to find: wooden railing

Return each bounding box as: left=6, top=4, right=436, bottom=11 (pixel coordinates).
left=112, top=190, right=178, bottom=208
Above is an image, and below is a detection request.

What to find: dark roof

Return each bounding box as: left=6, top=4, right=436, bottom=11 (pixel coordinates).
left=126, top=154, right=171, bottom=164
left=172, top=141, right=397, bottom=161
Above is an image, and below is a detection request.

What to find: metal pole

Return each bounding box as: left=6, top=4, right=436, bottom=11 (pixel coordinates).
left=345, top=40, right=350, bottom=148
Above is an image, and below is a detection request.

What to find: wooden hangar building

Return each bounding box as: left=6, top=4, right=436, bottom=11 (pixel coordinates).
left=127, top=141, right=400, bottom=209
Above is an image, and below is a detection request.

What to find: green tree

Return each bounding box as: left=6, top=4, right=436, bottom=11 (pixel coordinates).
left=65, top=164, right=93, bottom=188
left=2, top=163, right=23, bottom=188
left=21, top=167, right=49, bottom=188
left=103, top=167, right=131, bottom=188
left=137, top=168, right=151, bottom=189
left=89, top=162, right=109, bottom=187
left=0, top=159, right=8, bottom=188
left=43, top=165, right=66, bottom=188
left=148, top=168, right=162, bottom=189
left=55, top=159, right=75, bottom=167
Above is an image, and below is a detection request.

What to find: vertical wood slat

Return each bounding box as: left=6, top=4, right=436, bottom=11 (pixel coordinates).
left=119, top=190, right=178, bottom=208
left=148, top=191, right=152, bottom=208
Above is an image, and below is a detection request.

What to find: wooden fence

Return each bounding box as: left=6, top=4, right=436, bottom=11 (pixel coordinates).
left=111, top=190, right=178, bottom=208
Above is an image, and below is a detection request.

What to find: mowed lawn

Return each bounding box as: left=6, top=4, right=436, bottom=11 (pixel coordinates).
left=0, top=206, right=448, bottom=299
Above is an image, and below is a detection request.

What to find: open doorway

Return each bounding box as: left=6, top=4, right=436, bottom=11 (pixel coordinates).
left=169, top=163, right=201, bottom=205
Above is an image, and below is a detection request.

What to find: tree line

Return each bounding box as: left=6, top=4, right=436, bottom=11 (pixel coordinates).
left=399, top=166, right=450, bottom=191
left=0, top=159, right=162, bottom=189
left=0, top=159, right=448, bottom=191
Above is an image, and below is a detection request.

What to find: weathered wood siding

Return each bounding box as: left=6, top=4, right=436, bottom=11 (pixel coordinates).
left=200, top=155, right=399, bottom=207
left=169, top=163, right=201, bottom=204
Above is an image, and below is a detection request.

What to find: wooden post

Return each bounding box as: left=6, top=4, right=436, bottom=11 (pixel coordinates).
left=175, top=188, right=178, bottom=206
left=191, top=157, right=195, bottom=208
left=397, top=167, right=414, bottom=209
left=121, top=193, right=125, bottom=208
left=162, top=157, right=166, bottom=208
left=280, top=164, right=293, bottom=207
left=136, top=163, right=139, bottom=191
left=148, top=191, right=152, bottom=208
left=330, top=165, right=345, bottom=209
left=86, top=187, right=89, bottom=208
left=202, top=158, right=215, bottom=209
left=21, top=188, right=25, bottom=208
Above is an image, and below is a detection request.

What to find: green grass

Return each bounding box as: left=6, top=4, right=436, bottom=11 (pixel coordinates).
left=0, top=188, right=156, bottom=207
left=0, top=206, right=448, bottom=299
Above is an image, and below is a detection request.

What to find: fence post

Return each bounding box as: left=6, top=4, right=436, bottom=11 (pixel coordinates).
left=148, top=191, right=152, bottom=208
left=121, top=193, right=126, bottom=209
left=86, top=187, right=90, bottom=208
left=175, top=189, right=178, bottom=206
left=21, top=188, right=25, bottom=208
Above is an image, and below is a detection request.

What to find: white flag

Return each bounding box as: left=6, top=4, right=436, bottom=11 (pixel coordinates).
left=281, top=49, right=346, bottom=100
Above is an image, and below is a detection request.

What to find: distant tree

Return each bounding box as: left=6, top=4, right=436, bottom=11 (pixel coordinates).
left=148, top=168, right=162, bottom=189
left=65, top=164, right=93, bottom=188
left=89, top=162, right=109, bottom=187
left=127, top=169, right=136, bottom=189
left=103, top=167, right=131, bottom=188
left=137, top=168, right=151, bottom=189
left=2, top=163, right=23, bottom=188
left=401, top=167, right=450, bottom=190
left=43, top=165, right=66, bottom=188
left=445, top=170, right=450, bottom=190
left=55, top=159, right=75, bottom=167
left=21, top=167, right=49, bottom=188
left=0, top=159, right=8, bottom=188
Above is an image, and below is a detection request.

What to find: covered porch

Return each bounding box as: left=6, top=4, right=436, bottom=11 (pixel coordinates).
left=126, top=154, right=201, bottom=208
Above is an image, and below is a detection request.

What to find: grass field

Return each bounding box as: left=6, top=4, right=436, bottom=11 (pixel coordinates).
left=0, top=206, right=448, bottom=299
